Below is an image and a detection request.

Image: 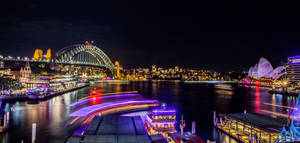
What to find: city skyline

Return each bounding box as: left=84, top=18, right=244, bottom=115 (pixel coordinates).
left=1, top=1, right=300, bottom=71
left=2, top=1, right=300, bottom=143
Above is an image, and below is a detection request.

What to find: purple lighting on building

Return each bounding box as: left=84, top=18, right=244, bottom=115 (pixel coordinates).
left=290, top=56, right=300, bottom=64
left=146, top=114, right=177, bottom=124
left=152, top=107, right=176, bottom=114
left=70, top=99, right=159, bottom=117
left=70, top=94, right=142, bottom=108
left=152, top=109, right=176, bottom=113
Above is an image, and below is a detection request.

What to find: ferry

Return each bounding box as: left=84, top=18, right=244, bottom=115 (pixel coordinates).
left=145, top=107, right=177, bottom=135
left=145, top=106, right=205, bottom=143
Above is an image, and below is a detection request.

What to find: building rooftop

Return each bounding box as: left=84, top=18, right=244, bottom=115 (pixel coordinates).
left=82, top=135, right=150, bottom=143
left=220, top=113, right=286, bottom=132
left=67, top=115, right=154, bottom=143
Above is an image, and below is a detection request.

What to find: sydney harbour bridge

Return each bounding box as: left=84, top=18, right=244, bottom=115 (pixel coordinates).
left=55, top=44, right=115, bottom=68
left=0, top=42, right=118, bottom=76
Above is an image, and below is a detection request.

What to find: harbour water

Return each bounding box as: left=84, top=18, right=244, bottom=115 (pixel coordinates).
left=0, top=81, right=297, bottom=143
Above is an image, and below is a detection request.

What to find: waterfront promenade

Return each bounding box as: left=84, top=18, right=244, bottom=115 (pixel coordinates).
left=0, top=83, right=89, bottom=102
left=1, top=81, right=298, bottom=143
left=214, top=112, right=284, bottom=143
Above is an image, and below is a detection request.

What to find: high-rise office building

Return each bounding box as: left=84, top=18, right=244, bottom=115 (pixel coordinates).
left=286, top=56, right=300, bottom=84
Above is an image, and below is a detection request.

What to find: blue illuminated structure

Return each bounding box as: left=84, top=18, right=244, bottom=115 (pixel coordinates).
left=276, top=94, right=300, bottom=142
left=289, top=56, right=300, bottom=64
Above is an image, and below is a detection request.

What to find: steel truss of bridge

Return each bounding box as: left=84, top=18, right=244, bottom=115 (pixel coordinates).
left=0, top=44, right=116, bottom=69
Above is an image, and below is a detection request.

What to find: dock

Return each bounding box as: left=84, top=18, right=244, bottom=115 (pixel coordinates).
left=214, top=112, right=285, bottom=143
left=0, top=83, right=89, bottom=102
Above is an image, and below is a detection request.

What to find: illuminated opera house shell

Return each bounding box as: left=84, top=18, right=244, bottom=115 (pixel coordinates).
left=248, top=57, right=284, bottom=80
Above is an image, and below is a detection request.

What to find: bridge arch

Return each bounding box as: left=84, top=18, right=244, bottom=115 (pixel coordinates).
left=55, top=44, right=115, bottom=68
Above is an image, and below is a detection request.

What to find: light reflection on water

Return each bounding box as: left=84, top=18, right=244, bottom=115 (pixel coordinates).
left=0, top=81, right=298, bottom=142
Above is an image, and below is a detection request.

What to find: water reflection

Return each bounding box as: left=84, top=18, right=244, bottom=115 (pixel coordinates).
left=255, top=86, right=261, bottom=113
left=0, top=81, right=299, bottom=142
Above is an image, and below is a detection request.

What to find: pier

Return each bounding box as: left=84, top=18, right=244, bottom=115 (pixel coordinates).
left=0, top=83, right=89, bottom=102
left=214, top=112, right=285, bottom=143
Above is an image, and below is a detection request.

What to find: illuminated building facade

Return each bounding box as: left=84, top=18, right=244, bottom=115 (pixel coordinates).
left=123, top=65, right=231, bottom=81
left=0, top=61, right=3, bottom=69
left=145, top=107, right=176, bottom=135
left=248, top=57, right=284, bottom=80
left=33, top=49, right=43, bottom=60
left=19, top=62, right=31, bottom=83
left=286, top=56, right=300, bottom=84
left=0, top=56, right=3, bottom=68
left=152, top=65, right=157, bottom=73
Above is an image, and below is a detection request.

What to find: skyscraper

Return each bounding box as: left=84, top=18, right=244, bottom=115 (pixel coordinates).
left=286, top=56, right=300, bottom=84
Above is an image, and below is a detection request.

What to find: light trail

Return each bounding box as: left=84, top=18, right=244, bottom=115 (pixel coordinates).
left=261, top=110, right=297, bottom=119
left=78, top=91, right=138, bottom=101
left=82, top=104, right=159, bottom=124
left=100, top=104, right=158, bottom=116
left=81, top=103, right=158, bottom=125
left=68, top=116, right=81, bottom=125
left=70, top=93, right=141, bottom=108
left=71, top=103, right=158, bottom=136
left=70, top=99, right=159, bottom=117
left=263, top=102, right=297, bottom=109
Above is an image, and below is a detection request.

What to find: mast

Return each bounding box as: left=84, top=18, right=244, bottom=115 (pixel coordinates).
left=180, top=114, right=186, bottom=135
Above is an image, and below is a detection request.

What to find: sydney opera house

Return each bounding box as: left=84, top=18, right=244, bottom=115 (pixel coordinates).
left=247, top=57, right=284, bottom=82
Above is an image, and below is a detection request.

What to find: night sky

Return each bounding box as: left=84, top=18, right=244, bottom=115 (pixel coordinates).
left=1, top=0, right=300, bottom=71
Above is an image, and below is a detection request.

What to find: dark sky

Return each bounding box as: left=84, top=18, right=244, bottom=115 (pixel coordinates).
left=1, top=0, right=300, bottom=71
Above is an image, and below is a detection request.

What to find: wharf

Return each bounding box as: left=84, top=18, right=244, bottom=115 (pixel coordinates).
left=215, top=112, right=285, bottom=143
left=268, top=89, right=299, bottom=96
left=0, top=83, right=89, bottom=102
left=66, top=115, right=167, bottom=143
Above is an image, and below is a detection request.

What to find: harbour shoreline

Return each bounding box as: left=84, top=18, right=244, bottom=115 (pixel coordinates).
left=0, top=83, right=89, bottom=102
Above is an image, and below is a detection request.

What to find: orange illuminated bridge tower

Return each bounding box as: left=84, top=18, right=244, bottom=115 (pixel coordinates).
left=33, top=49, right=51, bottom=61
left=115, top=61, right=120, bottom=79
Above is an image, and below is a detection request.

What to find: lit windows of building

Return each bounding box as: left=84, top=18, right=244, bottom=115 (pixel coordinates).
left=0, top=61, right=3, bottom=69
left=175, top=66, right=179, bottom=72
left=152, top=65, right=157, bottom=72
left=145, top=107, right=177, bottom=135
left=286, top=56, right=300, bottom=84
left=0, top=55, right=3, bottom=69
left=19, top=61, right=32, bottom=83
